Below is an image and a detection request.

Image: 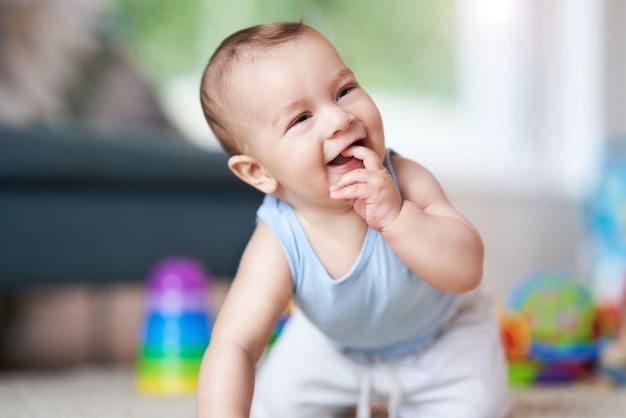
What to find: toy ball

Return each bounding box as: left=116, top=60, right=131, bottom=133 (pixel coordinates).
left=507, top=270, right=596, bottom=347
left=504, top=270, right=602, bottom=384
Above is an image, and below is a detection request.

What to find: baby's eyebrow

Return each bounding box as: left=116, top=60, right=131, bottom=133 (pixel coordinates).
left=336, top=68, right=355, bottom=79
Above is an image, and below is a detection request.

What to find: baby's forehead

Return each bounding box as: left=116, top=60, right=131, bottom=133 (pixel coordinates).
left=220, top=29, right=336, bottom=106
left=225, top=42, right=298, bottom=87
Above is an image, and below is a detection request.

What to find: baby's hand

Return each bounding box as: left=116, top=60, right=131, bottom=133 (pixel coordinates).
left=329, top=146, right=402, bottom=231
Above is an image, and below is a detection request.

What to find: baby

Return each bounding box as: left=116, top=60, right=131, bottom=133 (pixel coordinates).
left=197, top=21, right=511, bottom=418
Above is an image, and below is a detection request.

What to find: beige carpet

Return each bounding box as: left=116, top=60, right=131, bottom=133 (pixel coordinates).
left=0, top=367, right=625, bottom=417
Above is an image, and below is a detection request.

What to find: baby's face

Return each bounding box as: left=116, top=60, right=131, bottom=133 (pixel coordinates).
left=233, top=30, right=385, bottom=207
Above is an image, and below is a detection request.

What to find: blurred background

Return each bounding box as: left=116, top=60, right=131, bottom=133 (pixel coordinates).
left=0, top=0, right=624, bottom=371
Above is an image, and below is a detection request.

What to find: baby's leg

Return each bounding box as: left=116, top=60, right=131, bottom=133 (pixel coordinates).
left=392, top=290, right=512, bottom=418
left=251, top=309, right=364, bottom=418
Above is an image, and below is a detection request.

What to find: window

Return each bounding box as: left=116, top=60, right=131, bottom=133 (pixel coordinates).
left=117, top=0, right=607, bottom=201
left=115, top=0, right=457, bottom=149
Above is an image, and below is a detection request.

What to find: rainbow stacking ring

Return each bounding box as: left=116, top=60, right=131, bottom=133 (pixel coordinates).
left=135, top=256, right=213, bottom=395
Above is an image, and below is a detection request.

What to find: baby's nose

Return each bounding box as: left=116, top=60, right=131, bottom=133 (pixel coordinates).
left=325, top=106, right=355, bottom=138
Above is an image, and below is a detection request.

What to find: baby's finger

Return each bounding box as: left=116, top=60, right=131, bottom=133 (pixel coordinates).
left=329, top=182, right=371, bottom=201
left=329, top=167, right=376, bottom=193
left=341, top=146, right=383, bottom=171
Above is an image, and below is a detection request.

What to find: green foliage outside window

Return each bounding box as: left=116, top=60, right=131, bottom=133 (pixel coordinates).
left=114, top=0, right=456, bottom=99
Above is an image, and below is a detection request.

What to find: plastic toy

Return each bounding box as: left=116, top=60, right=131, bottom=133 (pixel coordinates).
left=135, top=256, right=213, bottom=395
left=598, top=275, right=626, bottom=385
left=587, top=150, right=626, bottom=385
left=500, top=270, right=603, bottom=385
left=587, top=158, right=626, bottom=307
left=267, top=300, right=292, bottom=350
left=499, top=311, right=532, bottom=361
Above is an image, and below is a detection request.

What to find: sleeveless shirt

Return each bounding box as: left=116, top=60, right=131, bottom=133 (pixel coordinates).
left=256, top=149, right=457, bottom=356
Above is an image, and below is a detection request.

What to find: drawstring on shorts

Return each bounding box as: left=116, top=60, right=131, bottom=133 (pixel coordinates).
left=356, top=358, right=371, bottom=418
left=381, top=358, right=403, bottom=418
left=354, top=354, right=403, bottom=418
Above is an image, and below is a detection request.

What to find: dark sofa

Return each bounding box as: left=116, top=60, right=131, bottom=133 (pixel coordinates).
left=0, top=126, right=263, bottom=289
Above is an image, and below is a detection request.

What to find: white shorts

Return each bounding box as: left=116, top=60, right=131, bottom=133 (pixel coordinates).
left=251, top=289, right=512, bottom=418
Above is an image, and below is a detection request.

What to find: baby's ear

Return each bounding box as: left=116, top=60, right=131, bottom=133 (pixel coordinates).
left=228, top=154, right=278, bottom=194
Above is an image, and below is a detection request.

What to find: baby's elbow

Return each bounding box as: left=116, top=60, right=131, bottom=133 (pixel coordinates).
left=448, top=269, right=482, bottom=294
left=450, top=251, right=484, bottom=294
left=464, top=264, right=483, bottom=292
left=463, top=237, right=484, bottom=290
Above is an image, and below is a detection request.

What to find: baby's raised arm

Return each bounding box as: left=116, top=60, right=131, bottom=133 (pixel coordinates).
left=382, top=153, right=484, bottom=293
left=196, top=222, right=293, bottom=418
left=330, top=149, right=483, bottom=294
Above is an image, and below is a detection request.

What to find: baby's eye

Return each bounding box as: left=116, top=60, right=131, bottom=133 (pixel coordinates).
left=289, top=113, right=311, bottom=129
left=337, top=86, right=353, bottom=99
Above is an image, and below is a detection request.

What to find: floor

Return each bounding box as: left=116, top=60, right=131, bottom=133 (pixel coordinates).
left=0, top=367, right=625, bottom=418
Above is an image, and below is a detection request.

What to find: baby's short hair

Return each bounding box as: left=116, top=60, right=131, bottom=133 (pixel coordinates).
left=200, top=21, right=308, bottom=155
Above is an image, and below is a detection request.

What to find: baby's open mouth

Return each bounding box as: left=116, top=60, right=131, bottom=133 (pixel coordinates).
left=328, top=154, right=353, bottom=166
left=328, top=140, right=365, bottom=166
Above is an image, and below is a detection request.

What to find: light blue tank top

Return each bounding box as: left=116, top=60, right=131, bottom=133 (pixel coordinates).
left=256, top=149, right=457, bottom=356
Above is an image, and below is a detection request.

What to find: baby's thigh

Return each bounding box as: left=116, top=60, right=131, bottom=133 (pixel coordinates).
left=251, top=310, right=363, bottom=418
left=398, top=293, right=512, bottom=418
